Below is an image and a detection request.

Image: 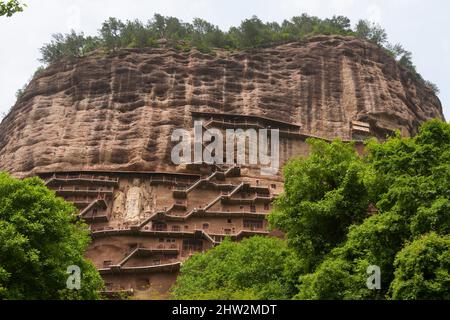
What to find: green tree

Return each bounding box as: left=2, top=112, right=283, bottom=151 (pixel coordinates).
left=269, top=139, right=370, bottom=271
left=424, top=80, right=440, bottom=94
left=35, top=13, right=440, bottom=93
left=171, top=236, right=301, bottom=300
left=355, top=19, right=387, bottom=46
left=170, top=120, right=449, bottom=300
left=314, top=15, right=352, bottom=35
left=14, top=66, right=46, bottom=102
left=398, top=51, right=417, bottom=73
left=148, top=14, right=190, bottom=44
left=0, top=173, right=103, bottom=299
left=296, top=211, right=410, bottom=300
left=295, top=120, right=450, bottom=299
left=390, top=233, right=450, bottom=300
left=100, top=17, right=125, bottom=51
left=280, top=14, right=316, bottom=40
left=120, top=19, right=154, bottom=48
left=232, top=16, right=275, bottom=48
left=39, top=31, right=93, bottom=64
left=385, top=43, right=416, bottom=72
left=191, top=18, right=227, bottom=52
left=0, top=0, right=25, bottom=17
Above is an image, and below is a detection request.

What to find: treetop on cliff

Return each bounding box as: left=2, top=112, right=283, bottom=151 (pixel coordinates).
left=0, top=0, right=26, bottom=17
left=35, top=13, right=438, bottom=94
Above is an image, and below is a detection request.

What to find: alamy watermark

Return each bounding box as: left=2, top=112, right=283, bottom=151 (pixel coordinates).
left=66, top=265, right=81, bottom=290
left=366, top=265, right=381, bottom=290
left=171, top=121, right=280, bottom=176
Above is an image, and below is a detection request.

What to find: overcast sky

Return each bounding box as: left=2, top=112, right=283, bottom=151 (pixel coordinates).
left=1, top=0, right=449, bottom=120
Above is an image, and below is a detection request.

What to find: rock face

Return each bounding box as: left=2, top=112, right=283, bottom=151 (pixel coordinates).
left=0, top=35, right=444, bottom=177
left=0, top=35, right=444, bottom=299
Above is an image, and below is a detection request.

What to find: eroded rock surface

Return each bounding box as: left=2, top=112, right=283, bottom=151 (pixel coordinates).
left=0, top=35, right=444, bottom=177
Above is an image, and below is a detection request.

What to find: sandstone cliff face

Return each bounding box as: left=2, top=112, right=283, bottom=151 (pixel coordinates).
left=0, top=35, right=444, bottom=177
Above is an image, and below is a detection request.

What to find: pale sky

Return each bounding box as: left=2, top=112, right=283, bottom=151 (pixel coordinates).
left=1, top=0, right=449, bottom=120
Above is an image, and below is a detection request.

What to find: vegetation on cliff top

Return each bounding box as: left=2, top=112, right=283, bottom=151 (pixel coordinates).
left=0, top=173, right=104, bottom=299
left=0, top=0, right=25, bottom=17
left=36, top=14, right=437, bottom=94
left=8, top=14, right=437, bottom=106
left=172, top=120, right=450, bottom=300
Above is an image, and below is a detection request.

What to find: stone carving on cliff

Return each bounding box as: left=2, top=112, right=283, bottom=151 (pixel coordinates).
left=142, top=184, right=155, bottom=213
left=124, top=178, right=144, bottom=223
left=112, top=190, right=125, bottom=220
left=112, top=179, right=156, bottom=222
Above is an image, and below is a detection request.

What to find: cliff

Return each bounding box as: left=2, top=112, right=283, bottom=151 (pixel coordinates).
left=0, top=35, right=444, bottom=177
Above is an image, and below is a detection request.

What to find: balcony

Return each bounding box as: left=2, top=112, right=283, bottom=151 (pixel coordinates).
left=45, top=173, right=119, bottom=187
left=54, top=186, right=114, bottom=196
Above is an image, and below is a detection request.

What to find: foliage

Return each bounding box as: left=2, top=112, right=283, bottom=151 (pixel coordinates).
left=171, top=236, right=302, bottom=300
left=15, top=84, right=26, bottom=100
left=39, top=30, right=99, bottom=63
left=295, top=211, right=410, bottom=300
left=39, top=13, right=353, bottom=62
left=0, top=173, right=103, bottom=299
left=34, top=14, right=438, bottom=97
left=172, top=121, right=450, bottom=300
left=389, top=233, right=450, bottom=300
left=355, top=20, right=387, bottom=46
left=36, top=14, right=376, bottom=62
left=14, top=66, right=46, bottom=100
left=424, top=80, right=440, bottom=94
left=0, top=0, right=25, bottom=17
left=269, top=139, right=370, bottom=271
left=292, top=120, right=450, bottom=300
left=385, top=43, right=439, bottom=94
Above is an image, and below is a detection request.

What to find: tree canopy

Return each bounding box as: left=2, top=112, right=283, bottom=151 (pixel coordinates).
left=0, top=173, right=103, bottom=299
left=0, top=0, right=25, bottom=17
left=39, top=13, right=356, bottom=64
left=268, top=139, right=370, bottom=271
left=171, top=236, right=302, bottom=300
left=287, top=120, right=450, bottom=300
left=172, top=120, right=450, bottom=300
left=390, top=233, right=450, bottom=300
left=35, top=13, right=438, bottom=94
